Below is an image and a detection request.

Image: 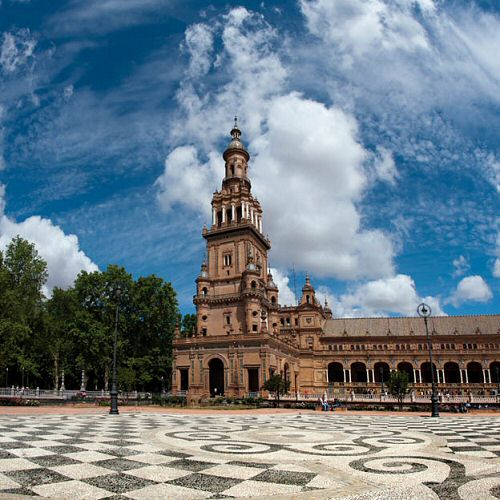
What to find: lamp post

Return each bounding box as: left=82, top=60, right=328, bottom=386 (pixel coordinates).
left=417, top=303, right=439, bottom=417
left=110, top=287, right=122, bottom=415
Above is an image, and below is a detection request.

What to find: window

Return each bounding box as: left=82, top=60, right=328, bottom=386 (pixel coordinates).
left=225, top=315, right=231, bottom=325
left=280, top=318, right=284, bottom=326
left=271, top=296, right=276, bottom=304
left=295, top=318, right=298, bottom=326
left=201, top=328, right=207, bottom=336
left=202, top=287, right=208, bottom=296
left=252, top=324, right=258, bottom=332
left=251, top=280, right=257, bottom=288
left=223, top=254, right=232, bottom=267
left=306, top=294, right=310, bottom=303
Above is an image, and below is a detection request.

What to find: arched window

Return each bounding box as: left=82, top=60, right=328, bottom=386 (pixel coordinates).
left=251, top=281, right=257, bottom=289
left=202, top=287, right=208, bottom=296
left=271, top=296, right=276, bottom=304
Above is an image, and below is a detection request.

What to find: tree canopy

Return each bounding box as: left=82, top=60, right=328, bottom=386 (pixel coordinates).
left=0, top=235, right=185, bottom=392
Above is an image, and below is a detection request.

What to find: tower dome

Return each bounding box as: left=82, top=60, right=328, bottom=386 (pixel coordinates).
left=223, top=117, right=249, bottom=161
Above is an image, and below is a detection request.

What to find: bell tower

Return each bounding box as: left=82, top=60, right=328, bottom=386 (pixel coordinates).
left=194, top=120, right=277, bottom=336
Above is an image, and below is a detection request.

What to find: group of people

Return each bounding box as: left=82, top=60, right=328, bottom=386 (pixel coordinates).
left=317, top=395, right=339, bottom=411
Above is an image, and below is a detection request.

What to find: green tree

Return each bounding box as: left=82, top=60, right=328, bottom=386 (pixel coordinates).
left=261, top=374, right=290, bottom=408
left=181, top=313, right=197, bottom=337
left=0, top=236, right=48, bottom=387
left=387, top=370, right=409, bottom=411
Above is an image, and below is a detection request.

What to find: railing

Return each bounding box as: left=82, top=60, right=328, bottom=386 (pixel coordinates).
left=269, top=391, right=499, bottom=404
left=0, top=388, right=154, bottom=400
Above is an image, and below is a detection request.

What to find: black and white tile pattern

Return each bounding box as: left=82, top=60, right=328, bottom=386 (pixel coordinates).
left=0, top=413, right=499, bottom=498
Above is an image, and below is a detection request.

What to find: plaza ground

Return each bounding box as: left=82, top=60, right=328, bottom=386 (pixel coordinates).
left=0, top=407, right=498, bottom=499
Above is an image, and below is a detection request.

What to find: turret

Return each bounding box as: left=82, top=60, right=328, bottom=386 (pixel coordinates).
left=300, top=273, right=316, bottom=306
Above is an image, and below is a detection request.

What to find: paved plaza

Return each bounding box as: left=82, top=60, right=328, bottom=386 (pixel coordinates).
left=0, top=411, right=499, bottom=499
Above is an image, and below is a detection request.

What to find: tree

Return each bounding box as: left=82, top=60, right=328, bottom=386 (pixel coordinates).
left=261, top=374, right=290, bottom=408
left=181, top=314, right=197, bottom=337
left=387, top=370, right=409, bottom=411
left=0, top=236, right=48, bottom=387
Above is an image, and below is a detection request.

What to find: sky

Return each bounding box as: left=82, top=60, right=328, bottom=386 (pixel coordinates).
left=0, top=0, right=499, bottom=317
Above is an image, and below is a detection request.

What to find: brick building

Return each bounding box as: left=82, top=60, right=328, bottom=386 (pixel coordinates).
left=172, top=123, right=500, bottom=401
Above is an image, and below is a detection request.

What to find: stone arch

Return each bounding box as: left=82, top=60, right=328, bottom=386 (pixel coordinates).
left=328, top=362, right=344, bottom=383
left=209, top=358, right=225, bottom=396
left=467, top=361, right=483, bottom=383
left=351, top=362, right=367, bottom=383
left=397, top=362, right=414, bottom=383
left=444, top=361, right=460, bottom=384
left=374, top=362, right=390, bottom=383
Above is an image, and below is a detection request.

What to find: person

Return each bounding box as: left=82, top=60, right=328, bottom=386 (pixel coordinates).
left=323, top=398, right=329, bottom=411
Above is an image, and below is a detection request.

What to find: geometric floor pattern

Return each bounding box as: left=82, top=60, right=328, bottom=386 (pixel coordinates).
left=0, top=413, right=499, bottom=499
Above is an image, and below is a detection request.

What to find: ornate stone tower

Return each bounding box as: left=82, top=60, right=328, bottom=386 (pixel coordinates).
left=194, top=120, right=279, bottom=337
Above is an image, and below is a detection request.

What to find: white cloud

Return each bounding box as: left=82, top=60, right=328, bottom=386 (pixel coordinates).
left=372, top=147, right=398, bottom=185
left=452, top=255, right=469, bottom=278
left=0, top=28, right=36, bottom=74
left=183, top=23, right=214, bottom=79
left=493, top=233, right=500, bottom=278
left=449, top=275, right=493, bottom=306
left=47, top=0, right=178, bottom=35
left=298, top=0, right=500, bottom=190
left=157, top=7, right=395, bottom=281
left=300, top=0, right=431, bottom=62
left=0, top=184, right=98, bottom=296
left=156, top=146, right=219, bottom=215
left=316, top=274, right=445, bottom=317
left=270, top=267, right=296, bottom=306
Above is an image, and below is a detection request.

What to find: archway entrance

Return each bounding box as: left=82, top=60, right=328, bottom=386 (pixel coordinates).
left=351, top=362, right=367, bottom=383
left=328, top=362, right=344, bottom=383
left=397, top=362, right=414, bottom=383
left=444, top=362, right=460, bottom=384
left=467, top=362, right=483, bottom=383
left=209, top=358, right=224, bottom=396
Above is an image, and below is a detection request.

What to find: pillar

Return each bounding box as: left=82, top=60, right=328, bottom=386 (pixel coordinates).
left=343, top=369, right=347, bottom=383
left=436, top=370, right=440, bottom=384
left=222, top=205, right=226, bottom=223
left=459, top=369, right=463, bottom=384
left=366, top=369, right=370, bottom=383
left=212, top=207, right=216, bottom=225
left=250, top=208, right=254, bottom=225
left=258, top=216, right=262, bottom=232
left=483, top=369, right=488, bottom=383
left=346, top=369, right=351, bottom=383
left=441, top=370, right=446, bottom=384
left=487, top=369, right=491, bottom=384
left=231, top=204, right=235, bottom=222
left=413, top=369, right=417, bottom=383
left=463, top=370, right=469, bottom=384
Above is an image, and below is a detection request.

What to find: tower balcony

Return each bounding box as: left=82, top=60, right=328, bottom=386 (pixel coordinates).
left=203, top=221, right=271, bottom=249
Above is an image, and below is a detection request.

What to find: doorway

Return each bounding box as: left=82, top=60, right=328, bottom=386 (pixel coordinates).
left=209, top=358, right=225, bottom=396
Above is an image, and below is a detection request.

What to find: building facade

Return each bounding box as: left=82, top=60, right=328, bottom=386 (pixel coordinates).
left=172, top=124, right=500, bottom=401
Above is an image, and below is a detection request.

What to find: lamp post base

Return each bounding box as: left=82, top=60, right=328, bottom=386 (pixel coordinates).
left=109, top=390, right=119, bottom=415
left=431, top=394, right=439, bottom=417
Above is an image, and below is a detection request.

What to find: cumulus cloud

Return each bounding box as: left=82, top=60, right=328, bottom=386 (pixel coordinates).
left=316, top=274, right=445, bottom=317
left=157, top=7, right=395, bottom=281
left=449, top=275, right=493, bottom=306
left=452, top=255, right=469, bottom=278
left=270, top=267, right=296, bottom=307
left=0, top=184, right=98, bottom=296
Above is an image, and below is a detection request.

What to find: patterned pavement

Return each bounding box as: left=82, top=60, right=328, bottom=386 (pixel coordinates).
left=0, top=412, right=499, bottom=499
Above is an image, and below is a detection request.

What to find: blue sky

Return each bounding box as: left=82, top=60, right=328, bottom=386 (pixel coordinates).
left=0, top=0, right=498, bottom=317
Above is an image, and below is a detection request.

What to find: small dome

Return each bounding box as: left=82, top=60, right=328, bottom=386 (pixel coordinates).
left=267, top=270, right=278, bottom=289
left=223, top=118, right=249, bottom=161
